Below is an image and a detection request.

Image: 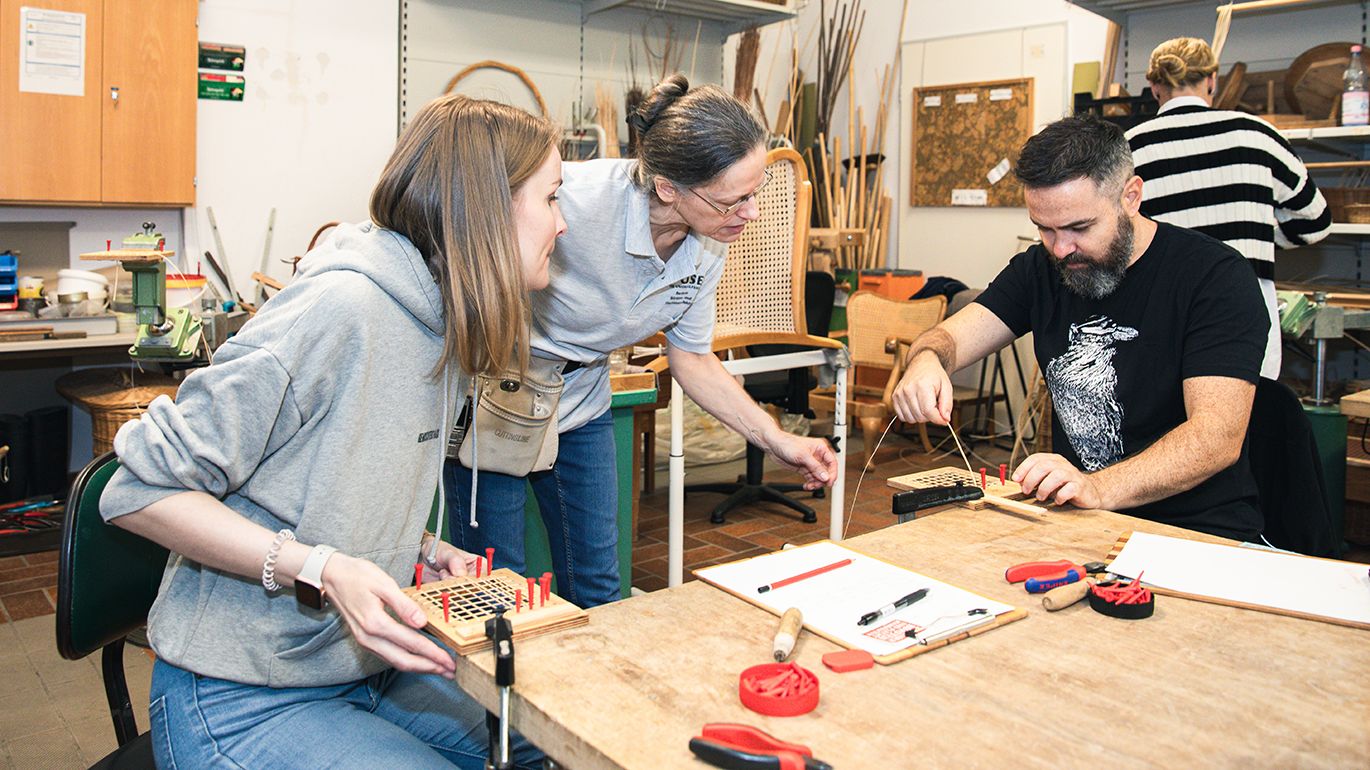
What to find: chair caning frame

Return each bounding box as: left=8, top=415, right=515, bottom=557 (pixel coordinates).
left=711, top=147, right=844, bottom=353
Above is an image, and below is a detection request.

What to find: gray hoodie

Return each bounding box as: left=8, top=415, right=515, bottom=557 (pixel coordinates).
left=100, top=222, right=465, bottom=687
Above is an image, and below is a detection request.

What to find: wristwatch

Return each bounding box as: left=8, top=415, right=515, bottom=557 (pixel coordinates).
left=295, top=544, right=338, bottom=610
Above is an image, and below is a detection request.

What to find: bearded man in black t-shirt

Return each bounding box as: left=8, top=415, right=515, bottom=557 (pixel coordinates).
left=892, top=115, right=1269, bottom=541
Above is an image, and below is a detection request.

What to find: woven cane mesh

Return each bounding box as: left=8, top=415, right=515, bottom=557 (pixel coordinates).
left=846, top=293, right=946, bottom=369
left=712, top=155, right=801, bottom=342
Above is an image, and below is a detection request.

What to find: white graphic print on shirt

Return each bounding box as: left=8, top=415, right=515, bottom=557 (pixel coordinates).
left=1046, top=316, right=1139, bottom=471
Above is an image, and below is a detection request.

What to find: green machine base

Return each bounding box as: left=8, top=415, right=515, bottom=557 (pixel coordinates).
left=130, top=307, right=203, bottom=361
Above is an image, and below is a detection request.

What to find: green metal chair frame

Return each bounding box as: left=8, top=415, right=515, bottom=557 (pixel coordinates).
left=55, top=451, right=167, bottom=767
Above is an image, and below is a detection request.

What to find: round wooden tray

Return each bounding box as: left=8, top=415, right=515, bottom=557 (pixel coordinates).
left=1285, top=42, right=1354, bottom=120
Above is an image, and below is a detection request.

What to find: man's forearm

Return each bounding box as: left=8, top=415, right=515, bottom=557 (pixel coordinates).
left=907, top=327, right=958, bottom=372
left=1089, top=416, right=1243, bottom=511
left=667, top=348, right=782, bottom=449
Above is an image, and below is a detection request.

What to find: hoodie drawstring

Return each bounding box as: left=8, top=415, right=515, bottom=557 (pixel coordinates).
left=426, top=365, right=452, bottom=567
left=468, top=379, right=480, bottom=529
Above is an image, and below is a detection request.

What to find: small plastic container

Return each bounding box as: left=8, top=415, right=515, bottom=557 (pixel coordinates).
left=738, top=662, right=819, bottom=717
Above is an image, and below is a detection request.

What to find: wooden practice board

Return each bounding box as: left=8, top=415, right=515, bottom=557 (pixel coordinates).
left=887, top=466, right=1046, bottom=516
left=910, top=78, right=1033, bottom=208
left=402, top=568, right=589, bottom=656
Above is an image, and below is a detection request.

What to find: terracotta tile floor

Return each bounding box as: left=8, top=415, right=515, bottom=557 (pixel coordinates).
left=0, top=551, right=59, bottom=624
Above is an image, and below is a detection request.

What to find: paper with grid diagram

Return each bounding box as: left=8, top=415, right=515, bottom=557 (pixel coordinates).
left=695, top=541, right=1015, bottom=659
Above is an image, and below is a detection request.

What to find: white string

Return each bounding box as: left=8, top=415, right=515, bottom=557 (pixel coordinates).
left=843, top=416, right=897, bottom=541
left=946, top=422, right=974, bottom=476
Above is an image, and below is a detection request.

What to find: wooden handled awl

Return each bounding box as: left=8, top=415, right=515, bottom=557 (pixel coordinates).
left=772, top=607, right=804, bottom=661
left=1042, top=578, right=1094, bottom=611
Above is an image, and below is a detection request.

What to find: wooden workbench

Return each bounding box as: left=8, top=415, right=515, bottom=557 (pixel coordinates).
left=453, top=506, right=1370, bottom=768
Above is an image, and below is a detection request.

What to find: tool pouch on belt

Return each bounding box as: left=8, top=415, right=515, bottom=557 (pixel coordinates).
left=453, top=357, right=563, bottom=477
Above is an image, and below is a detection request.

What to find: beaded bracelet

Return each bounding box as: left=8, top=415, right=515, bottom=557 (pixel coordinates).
left=262, top=529, right=296, bottom=592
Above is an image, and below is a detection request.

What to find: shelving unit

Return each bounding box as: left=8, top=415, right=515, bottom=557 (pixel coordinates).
left=582, top=0, right=795, bottom=32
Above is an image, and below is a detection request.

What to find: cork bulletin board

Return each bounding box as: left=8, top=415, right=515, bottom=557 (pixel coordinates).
left=910, top=78, right=1033, bottom=208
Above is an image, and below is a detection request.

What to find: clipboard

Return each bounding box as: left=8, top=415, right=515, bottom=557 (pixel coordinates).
left=694, top=540, right=1027, bottom=664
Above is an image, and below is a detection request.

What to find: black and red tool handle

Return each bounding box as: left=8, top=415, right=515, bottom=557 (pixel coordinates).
left=689, top=724, right=832, bottom=770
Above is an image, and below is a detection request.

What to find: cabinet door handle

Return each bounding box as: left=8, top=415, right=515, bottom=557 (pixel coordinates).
left=110, top=86, right=119, bottom=103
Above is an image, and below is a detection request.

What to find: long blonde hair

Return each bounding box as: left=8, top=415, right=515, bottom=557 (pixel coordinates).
left=1147, top=37, right=1219, bottom=90
left=370, top=95, right=557, bottom=377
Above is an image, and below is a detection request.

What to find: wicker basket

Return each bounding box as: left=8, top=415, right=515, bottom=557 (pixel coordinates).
left=1323, top=187, right=1370, bottom=222
left=55, top=368, right=180, bottom=456
left=1344, top=203, right=1370, bottom=225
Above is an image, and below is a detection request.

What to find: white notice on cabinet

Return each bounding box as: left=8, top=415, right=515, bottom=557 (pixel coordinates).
left=19, top=7, right=85, bottom=97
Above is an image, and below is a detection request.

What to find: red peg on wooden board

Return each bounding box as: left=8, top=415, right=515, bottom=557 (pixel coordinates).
left=441, top=591, right=450, bottom=623
left=515, top=589, right=523, bottom=613
left=980, top=468, right=987, bottom=489
left=414, top=563, right=424, bottom=588
left=485, top=548, right=495, bottom=577
left=999, top=463, right=1007, bottom=485
left=540, top=573, right=552, bottom=605
left=527, top=577, right=536, bottom=607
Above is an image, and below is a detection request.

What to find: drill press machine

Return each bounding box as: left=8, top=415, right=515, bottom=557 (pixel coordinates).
left=80, top=222, right=203, bottom=360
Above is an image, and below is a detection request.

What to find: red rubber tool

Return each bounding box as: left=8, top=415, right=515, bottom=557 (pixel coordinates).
left=821, top=649, right=874, bottom=672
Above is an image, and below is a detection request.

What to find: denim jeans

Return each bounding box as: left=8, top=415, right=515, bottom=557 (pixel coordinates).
left=148, top=659, right=542, bottom=769
left=445, top=408, right=620, bottom=608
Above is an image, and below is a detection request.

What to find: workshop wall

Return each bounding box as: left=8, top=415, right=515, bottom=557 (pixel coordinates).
left=402, top=0, right=729, bottom=132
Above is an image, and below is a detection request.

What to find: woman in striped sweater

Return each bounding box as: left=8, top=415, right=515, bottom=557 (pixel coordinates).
left=1126, top=37, right=1332, bottom=379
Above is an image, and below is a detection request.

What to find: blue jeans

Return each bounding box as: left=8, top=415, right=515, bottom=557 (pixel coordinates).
left=148, top=659, right=542, bottom=769
left=445, top=408, right=620, bottom=608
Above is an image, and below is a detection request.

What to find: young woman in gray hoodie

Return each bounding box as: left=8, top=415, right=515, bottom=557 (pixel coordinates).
left=97, top=95, right=566, bottom=768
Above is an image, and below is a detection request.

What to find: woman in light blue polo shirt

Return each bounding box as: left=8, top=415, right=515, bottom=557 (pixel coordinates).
left=445, top=75, right=837, bottom=608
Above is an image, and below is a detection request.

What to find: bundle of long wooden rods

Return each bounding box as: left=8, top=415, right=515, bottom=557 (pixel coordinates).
left=594, top=83, right=621, bottom=158
left=733, top=27, right=760, bottom=102
left=814, top=0, right=864, bottom=140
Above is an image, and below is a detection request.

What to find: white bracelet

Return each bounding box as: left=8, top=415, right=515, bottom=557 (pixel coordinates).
left=262, top=529, right=296, bottom=591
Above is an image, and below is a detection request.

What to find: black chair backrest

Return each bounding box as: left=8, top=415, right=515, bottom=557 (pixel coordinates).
left=748, top=271, right=838, bottom=413
left=1247, top=379, right=1337, bottom=557
left=56, top=451, right=169, bottom=660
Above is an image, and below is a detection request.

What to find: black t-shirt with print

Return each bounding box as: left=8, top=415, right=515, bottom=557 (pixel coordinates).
left=975, top=221, right=1269, bottom=540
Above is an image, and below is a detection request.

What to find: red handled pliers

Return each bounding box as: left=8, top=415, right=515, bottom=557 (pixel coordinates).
left=1005, top=559, right=1089, bottom=594
left=688, top=724, right=833, bottom=770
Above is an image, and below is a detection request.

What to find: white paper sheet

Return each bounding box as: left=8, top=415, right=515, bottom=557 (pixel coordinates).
left=954, top=92, right=978, bottom=104
left=989, top=88, right=1013, bottom=101
left=923, top=95, right=941, bottom=108
left=987, top=158, right=1011, bottom=186
left=20, top=7, right=85, bottom=97
left=695, top=541, right=1014, bottom=657
left=1107, top=532, right=1370, bottom=627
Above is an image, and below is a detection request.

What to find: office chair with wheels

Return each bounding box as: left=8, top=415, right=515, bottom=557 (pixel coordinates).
left=55, top=451, right=168, bottom=770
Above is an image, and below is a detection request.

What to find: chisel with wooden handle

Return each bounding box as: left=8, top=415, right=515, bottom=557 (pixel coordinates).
left=772, top=607, right=804, bottom=662
left=1042, top=578, right=1094, bottom=611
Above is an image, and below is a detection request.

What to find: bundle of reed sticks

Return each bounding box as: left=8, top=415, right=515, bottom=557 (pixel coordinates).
left=594, top=83, right=620, bottom=158
left=814, top=0, right=864, bottom=140
left=733, top=27, right=760, bottom=103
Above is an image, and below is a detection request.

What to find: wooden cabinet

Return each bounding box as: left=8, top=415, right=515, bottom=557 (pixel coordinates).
left=0, top=0, right=196, bottom=206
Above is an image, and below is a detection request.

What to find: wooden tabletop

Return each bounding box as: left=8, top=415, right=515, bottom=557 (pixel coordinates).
left=1341, top=388, right=1370, bottom=419
left=453, top=505, right=1370, bottom=768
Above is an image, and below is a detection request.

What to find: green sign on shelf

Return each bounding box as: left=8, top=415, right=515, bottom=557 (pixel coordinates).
left=198, top=72, right=244, bottom=102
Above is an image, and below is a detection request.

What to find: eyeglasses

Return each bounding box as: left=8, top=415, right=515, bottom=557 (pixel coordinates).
left=688, top=168, right=772, bottom=217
